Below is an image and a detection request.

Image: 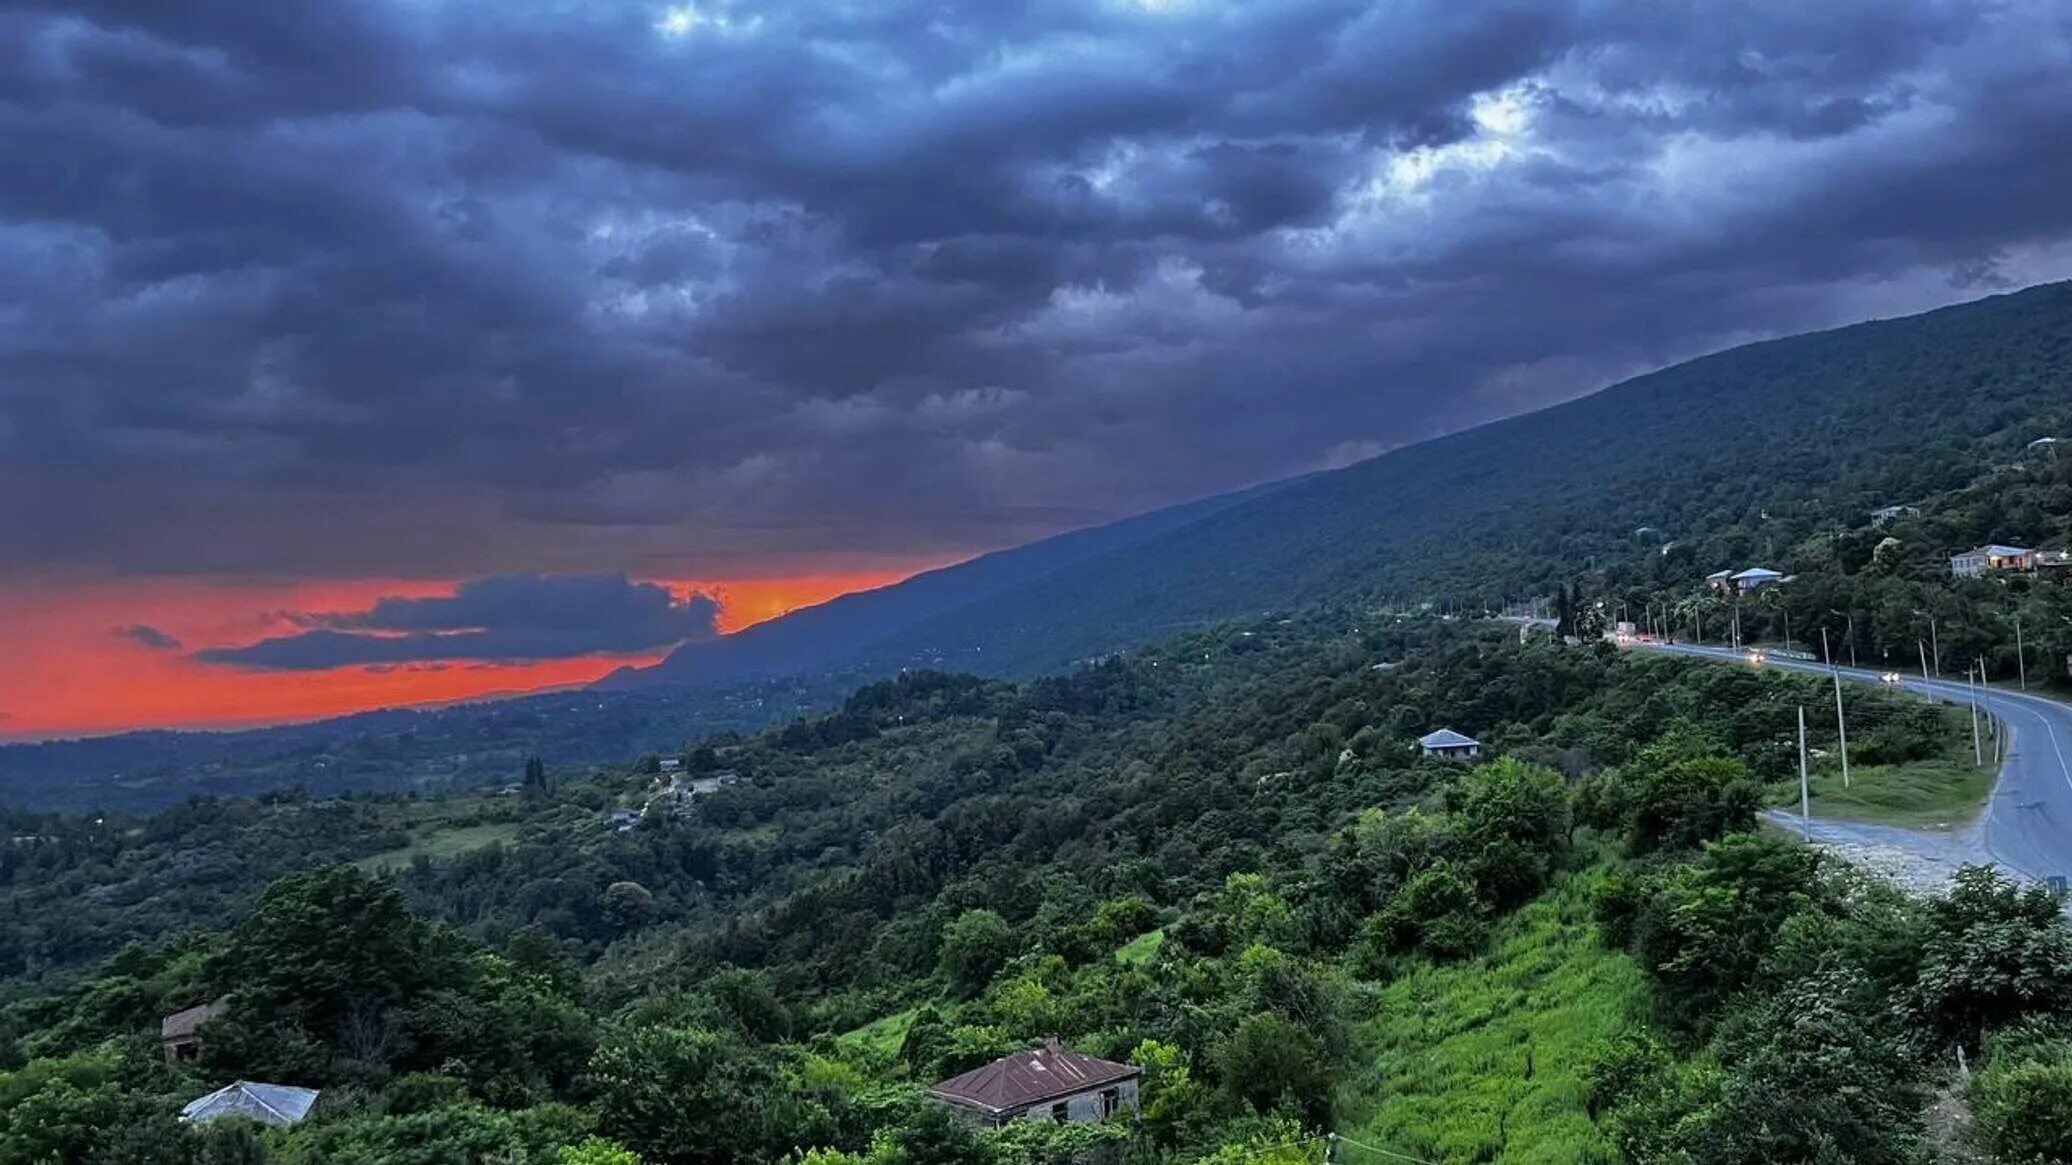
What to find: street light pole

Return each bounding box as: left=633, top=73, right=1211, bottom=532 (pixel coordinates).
left=1825, top=627, right=1851, bottom=788
left=2016, top=617, right=2028, bottom=691
left=1798, top=704, right=1812, bottom=828
left=1919, top=639, right=1931, bottom=681
left=1968, top=661, right=1983, bottom=768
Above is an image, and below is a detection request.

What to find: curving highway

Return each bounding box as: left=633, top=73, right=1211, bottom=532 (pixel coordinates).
left=1639, top=641, right=2072, bottom=887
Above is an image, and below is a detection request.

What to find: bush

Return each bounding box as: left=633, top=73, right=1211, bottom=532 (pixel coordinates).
left=1972, top=1053, right=2072, bottom=1164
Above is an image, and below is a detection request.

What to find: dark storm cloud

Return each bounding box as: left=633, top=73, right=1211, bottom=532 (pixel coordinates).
left=114, top=625, right=181, bottom=650
left=193, top=574, right=720, bottom=669
left=5, top=0, right=2072, bottom=580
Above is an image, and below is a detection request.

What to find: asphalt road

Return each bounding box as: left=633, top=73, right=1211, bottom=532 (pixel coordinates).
left=1640, top=641, right=2072, bottom=886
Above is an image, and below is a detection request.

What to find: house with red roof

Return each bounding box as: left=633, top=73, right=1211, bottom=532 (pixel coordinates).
left=928, top=1036, right=1140, bottom=1127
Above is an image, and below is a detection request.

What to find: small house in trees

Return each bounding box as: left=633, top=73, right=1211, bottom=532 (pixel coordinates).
left=1729, top=567, right=1784, bottom=592
left=160, top=999, right=225, bottom=1065
left=179, top=1081, right=320, bottom=1127
left=928, top=1037, right=1140, bottom=1127
left=1950, top=544, right=2036, bottom=578
left=1708, top=567, right=1784, bottom=594
left=1418, top=729, right=1481, bottom=760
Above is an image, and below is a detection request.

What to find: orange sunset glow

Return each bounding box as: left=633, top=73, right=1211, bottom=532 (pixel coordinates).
left=0, top=570, right=917, bottom=740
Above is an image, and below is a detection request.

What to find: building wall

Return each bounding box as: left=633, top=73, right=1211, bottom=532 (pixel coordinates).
left=1004, top=1079, right=1141, bottom=1125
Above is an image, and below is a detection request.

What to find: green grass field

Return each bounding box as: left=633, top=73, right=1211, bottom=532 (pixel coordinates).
left=353, top=820, right=523, bottom=871
left=1116, top=928, right=1165, bottom=967
left=835, top=1007, right=917, bottom=1058
left=1789, top=756, right=1994, bottom=829
left=1335, top=873, right=1644, bottom=1165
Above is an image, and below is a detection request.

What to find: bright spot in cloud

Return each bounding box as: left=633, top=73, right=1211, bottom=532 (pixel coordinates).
left=656, top=2, right=760, bottom=37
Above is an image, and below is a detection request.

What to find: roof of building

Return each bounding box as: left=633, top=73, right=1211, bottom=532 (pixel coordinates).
left=928, top=1038, right=1138, bottom=1115
left=161, top=1000, right=225, bottom=1041
left=1418, top=728, right=1480, bottom=749
left=1956, top=544, right=2035, bottom=558
left=1730, top=567, right=1783, bottom=580
left=179, top=1081, right=320, bottom=1127
left=1705, top=569, right=1735, bottom=580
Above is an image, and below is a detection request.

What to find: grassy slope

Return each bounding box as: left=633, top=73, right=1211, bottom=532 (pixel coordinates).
left=353, top=820, right=524, bottom=871
left=1116, top=928, right=1166, bottom=968
left=837, top=1008, right=918, bottom=1059
left=1335, top=871, right=1644, bottom=1165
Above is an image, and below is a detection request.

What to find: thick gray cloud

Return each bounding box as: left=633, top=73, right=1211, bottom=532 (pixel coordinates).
left=193, top=573, right=719, bottom=669
left=114, top=624, right=182, bottom=650
left=4, top=0, right=2072, bottom=580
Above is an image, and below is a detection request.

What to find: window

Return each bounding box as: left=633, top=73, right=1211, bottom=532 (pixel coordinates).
left=1050, top=1102, right=1069, bottom=1122
left=1100, top=1088, right=1119, bottom=1117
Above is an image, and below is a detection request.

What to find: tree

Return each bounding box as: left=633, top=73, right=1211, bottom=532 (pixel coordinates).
left=212, top=866, right=450, bottom=1076
left=592, top=1026, right=829, bottom=1165
left=1619, top=743, right=1760, bottom=854
left=938, top=910, right=1016, bottom=997
left=1215, top=1012, right=1334, bottom=1127
left=1454, top=757, right=1570, bottom=907
left=601, top=881, right=657, bottom=932
left=560, top=1137, right=646, bottom=1165
left=1360, top=860, right=1486, bottom=963
left=1912, top=865, right=2072, bottom=1044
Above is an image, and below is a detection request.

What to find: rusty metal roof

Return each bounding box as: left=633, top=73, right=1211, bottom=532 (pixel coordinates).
left=161, top=1000, right=225, bottom=1041
left=928, top=1037, right=1138, bottom=1115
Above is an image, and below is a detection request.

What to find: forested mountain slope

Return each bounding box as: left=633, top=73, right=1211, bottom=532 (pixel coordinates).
left=7, top=618, right=2061, bottom=1164
left=607, top=483, right=1273, bottom=687
left=615, top=281, right=2072, bottom=683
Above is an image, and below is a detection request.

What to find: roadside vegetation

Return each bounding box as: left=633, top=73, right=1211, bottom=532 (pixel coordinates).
left=1764, top=699, right=1991, bottom=829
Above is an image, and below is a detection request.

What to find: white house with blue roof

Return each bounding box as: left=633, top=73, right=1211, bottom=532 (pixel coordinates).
left=1418, top=729, right=1481, bottom=760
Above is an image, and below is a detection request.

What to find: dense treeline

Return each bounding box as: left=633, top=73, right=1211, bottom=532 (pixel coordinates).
left=8, top=615, right=2054, bottom=1163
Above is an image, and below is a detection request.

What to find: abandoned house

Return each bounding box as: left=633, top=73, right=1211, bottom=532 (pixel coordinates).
left=928, top=1036, right=1141, bottom=1127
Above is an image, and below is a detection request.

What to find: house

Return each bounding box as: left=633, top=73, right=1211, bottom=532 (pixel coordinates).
left=179, top=1081, right=320, bottom=1127
left=659, top=757, right=683, bottom=774
left=1729, top=568, right=1784, bottom=593
left=1869, top=505, right=1919, bottom=526
left=1704, top=569, right=1736, bottom=594
left=606, top=808, right=643, bottom=832
left=161, top=1000, right=226, bottom=1065
left=928, top=1037, right=1140, bottom=1127
left=1950, top=544, right=2035, bottom=578
left=1418, top=729, right=1481, bottom=760
left=2036, top=550, right=2072, bottom=573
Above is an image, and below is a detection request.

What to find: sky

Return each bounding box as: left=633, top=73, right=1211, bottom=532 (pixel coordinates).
left=5, top=0, right=2072, bottom=737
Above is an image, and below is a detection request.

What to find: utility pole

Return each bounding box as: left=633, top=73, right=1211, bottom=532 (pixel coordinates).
left=1969, top=661, right=1983, bottom=767
left=1919, top=640, right=1931, bottom=681
left=1826, top=628, right=1851, bottom=788
left=2017, top=617, right=2028, bottom=691
left=1931, top=615, right=1941, bottom=677
left=1798, top=704, right=1812, bottom=826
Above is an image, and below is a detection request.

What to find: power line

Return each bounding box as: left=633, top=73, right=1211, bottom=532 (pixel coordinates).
left=1329, top=1131, right=1441, bottom=1165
